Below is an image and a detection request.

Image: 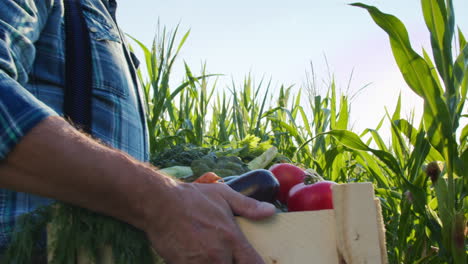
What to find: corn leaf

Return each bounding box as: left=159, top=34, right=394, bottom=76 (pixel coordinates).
left=323, top=129, right=403, bottom=178
left=298, top=106, right=312, bottom=137
left=268, top=118, right=299, bottom=138
left=323, top=129, right=369, bottom=150
left=330, top=80, right=337, bottom=130
left=453, top=44, right=467, bottom=87
left=390, top=95, right=407, bottom=165
left=454, top=45, right=467, bottom=123
left=352, top=3, right=455, bottom=161
left=321, top=146, right=341, bottom=172
left=395, top=118, right=444, bottom=161
left=422, top=48, right=444, bottom=92
left=460, top=124, right=468, bottom=146
left=336, top=95, right=349, bottom=130
left=368, top=129, right=388, bottom=152
left=354, top=151, right=390, bottom=188
left=421, top=0, right=455, bottom=96
left=330, top=152, right=345, bottom=182
left=406, top=130, right=431, bottom=184
left=127, top=35, right=154, bottom=81
left=458, top=27, right=466, bottom=48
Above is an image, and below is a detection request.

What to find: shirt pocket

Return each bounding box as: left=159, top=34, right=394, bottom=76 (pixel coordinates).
left=80, top=3, right=130, bottom=99
left=81, top=7, right=121, bottom=43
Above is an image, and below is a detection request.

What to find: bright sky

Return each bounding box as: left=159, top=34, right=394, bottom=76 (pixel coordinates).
left=117, top=0, right=468, bottom=138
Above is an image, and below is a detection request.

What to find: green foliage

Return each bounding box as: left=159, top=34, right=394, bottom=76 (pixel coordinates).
left=4, top=204, right=160, bottom=264
left=5, top=1, right=467, bottom=263
left=351, top=1, right=467, bottom=263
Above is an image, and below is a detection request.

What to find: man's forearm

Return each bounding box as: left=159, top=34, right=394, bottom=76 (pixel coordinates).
left=0, top=116, right=175, bottom=230
left=0, top=116, right=276, bottom=263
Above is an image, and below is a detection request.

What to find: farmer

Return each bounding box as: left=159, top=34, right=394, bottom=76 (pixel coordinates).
left=0, top=0, right=275, bottom=263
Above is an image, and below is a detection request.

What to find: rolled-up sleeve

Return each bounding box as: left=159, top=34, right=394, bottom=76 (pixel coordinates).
left=0, top=0, right=58, bottom=160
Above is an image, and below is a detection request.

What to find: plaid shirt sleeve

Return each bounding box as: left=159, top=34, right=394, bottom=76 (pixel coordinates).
left=0, top=0, right=58, bottom=160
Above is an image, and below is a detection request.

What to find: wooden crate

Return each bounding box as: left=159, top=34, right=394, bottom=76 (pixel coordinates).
left=236, top=182, right=387, bottom=263
left=48, top=182, right=387, bottom=263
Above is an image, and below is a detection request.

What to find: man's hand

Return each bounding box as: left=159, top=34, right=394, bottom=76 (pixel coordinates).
left=145, top=182, right=275, bottom=263
left=0, top=116, right=275, bottom=263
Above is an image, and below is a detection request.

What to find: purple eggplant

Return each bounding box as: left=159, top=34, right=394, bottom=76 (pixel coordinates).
left=225, top=169, right=279, bottom=203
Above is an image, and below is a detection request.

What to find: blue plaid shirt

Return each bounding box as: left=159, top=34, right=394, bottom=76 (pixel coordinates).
left=0, top=0, right=149, bottom=248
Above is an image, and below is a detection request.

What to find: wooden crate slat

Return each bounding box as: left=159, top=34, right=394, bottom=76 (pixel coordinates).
left=374, top=198, right=388, bottom=264
left=236, top=211, right=339, bottom=263
left=332, top=182, right=386, bottom=263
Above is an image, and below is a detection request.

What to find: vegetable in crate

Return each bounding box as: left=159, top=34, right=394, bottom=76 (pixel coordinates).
left=194, top=169, right=279, bottom=203
left=247, top=146, right=278, bottom=170
left=190, top=153, right=249, bottom=177
left=287, top=181, right=337, bottom=212
left=193, top=172, right=222, bottom=183
left=268, top=163, right=307, bottom=204
left=225, top=169, right=279, bottom=204
left=234, top=135, right=274, bottom=161
left=151, top=144, right=210, bottom=168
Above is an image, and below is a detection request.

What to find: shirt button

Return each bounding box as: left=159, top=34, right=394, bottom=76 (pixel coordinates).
left=89, top=27, right=98, bottom=33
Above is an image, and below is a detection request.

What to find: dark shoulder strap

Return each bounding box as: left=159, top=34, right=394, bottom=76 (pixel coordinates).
left=63, top=0, right=93, bottom=133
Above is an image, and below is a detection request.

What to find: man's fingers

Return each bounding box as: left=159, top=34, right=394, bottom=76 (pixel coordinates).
left=151, top=219, right=234, bottom=264
left=220, top=185, right=276, bottom=220
left=231, top=232, right=266, bottom=264
left=215, top=184, right=271, bottom=263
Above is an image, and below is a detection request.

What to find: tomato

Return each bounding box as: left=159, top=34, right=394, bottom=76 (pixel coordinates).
left=269, top=163, right=307, bottom=204
left=287, top=181, right=337, bottom=212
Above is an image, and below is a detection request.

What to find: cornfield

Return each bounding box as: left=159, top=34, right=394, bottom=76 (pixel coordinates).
left=3, top=1, right=465, bottom=263
left=132, top=1, right=467, bottom=263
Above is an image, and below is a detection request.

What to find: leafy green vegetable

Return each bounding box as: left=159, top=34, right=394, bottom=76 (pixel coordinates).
left=235, top=135, right=274, bottom=161
left=2, top=206, right=50, bottom=263
left=190, top=153, right=250, bottom=177
left=151, top=144, right=210, bottom=168
left=3, top=203, right=161, bottom=264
